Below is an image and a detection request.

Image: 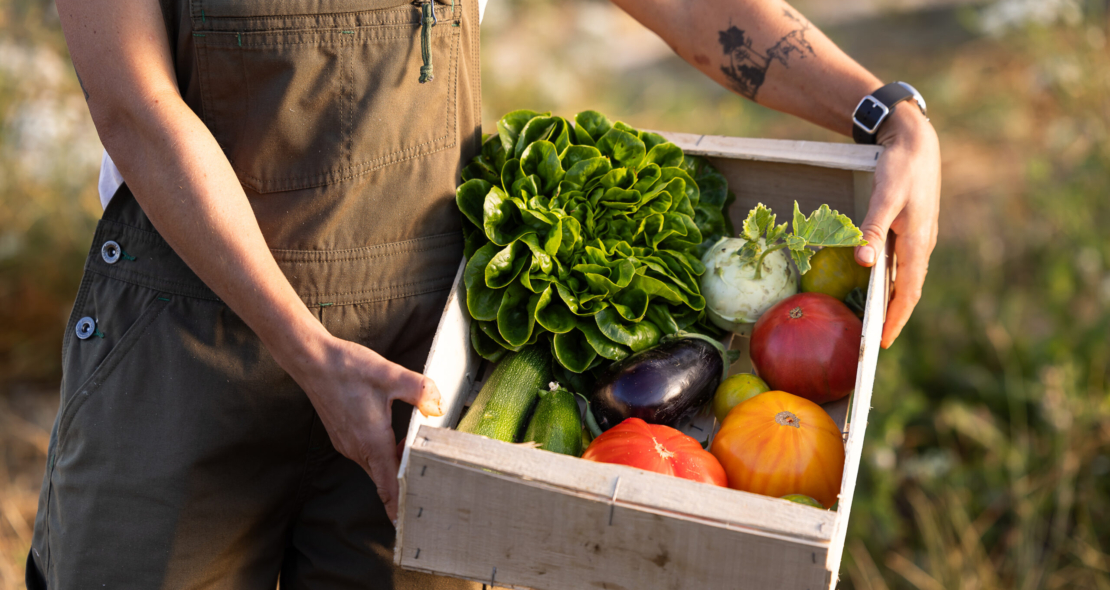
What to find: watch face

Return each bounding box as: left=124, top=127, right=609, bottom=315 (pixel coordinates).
left=853, top=96, right=890, bottom=134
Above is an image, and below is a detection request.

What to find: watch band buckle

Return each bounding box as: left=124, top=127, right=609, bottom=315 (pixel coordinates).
left=852, top=95, right=890, bottom=136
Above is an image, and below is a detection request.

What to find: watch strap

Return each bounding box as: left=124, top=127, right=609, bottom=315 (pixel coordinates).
left=852, top=82, right=915, bottom=144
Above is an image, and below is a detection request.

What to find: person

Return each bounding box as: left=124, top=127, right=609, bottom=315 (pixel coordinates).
left=29, top=0, right=939, bottom=587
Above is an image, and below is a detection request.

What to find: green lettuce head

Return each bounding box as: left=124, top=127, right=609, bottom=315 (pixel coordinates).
left=456, top=110, right=733, bottom=373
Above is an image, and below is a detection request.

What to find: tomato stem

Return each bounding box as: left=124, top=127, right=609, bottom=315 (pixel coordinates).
left=775, top=411, right=801, bottom=428
left=789, top=306, right=804, bottom=319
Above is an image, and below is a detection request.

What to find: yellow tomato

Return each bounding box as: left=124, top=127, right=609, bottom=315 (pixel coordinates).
left=800, top=247, right=871, bottom=303
left=711, top=373, right=770, bottom=423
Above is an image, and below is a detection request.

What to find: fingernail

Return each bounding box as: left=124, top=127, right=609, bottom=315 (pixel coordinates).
left=860, top=246, right=875, bottom=265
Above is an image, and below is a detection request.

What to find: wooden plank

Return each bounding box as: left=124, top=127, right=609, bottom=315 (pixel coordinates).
left=710, top=159, right=859, bottom=230
left=405, top=260, right=475, bottom=444
left=402, top=428, right=833, bottom=590
left=397, top=259, right=477, bottom=563
left=409, top=426, right=837, bottom=543
left=823, top=237, right=892, bottom=587
left=657, top=132, right=882, bottom=173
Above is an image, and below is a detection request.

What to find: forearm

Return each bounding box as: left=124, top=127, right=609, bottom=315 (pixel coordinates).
left=97, top=96, right=330, bottom=374
left=612, top=0, right=940, bottom=348
left=611, top=0, right=883, bottom=136
left=58, top=2, right=326, bottom=378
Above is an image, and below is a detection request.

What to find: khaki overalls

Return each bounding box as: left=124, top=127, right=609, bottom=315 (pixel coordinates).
left=28, top=0, right=481, bottom=587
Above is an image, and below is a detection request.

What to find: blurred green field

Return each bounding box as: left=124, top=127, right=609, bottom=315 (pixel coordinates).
left=1, top=0, right=1108, bottom=588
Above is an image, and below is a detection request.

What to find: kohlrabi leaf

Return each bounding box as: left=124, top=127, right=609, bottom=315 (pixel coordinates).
left=789, top=202, right=867, bottom=274
left=766, top=221, right=788, bottom=244
left=791, top=202, right=867, bottom=248
left=741, top=203, right=776, bottom=242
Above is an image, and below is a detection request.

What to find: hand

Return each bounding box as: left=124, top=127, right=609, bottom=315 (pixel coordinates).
left=854, top=107, right=941, bottom=348
left=283, top=329, right=444, bottom=523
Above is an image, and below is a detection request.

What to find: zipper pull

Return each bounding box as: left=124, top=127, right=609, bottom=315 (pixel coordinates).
left=418, top=0, right=437, bottom=83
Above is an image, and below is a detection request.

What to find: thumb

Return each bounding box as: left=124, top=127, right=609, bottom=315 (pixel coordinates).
left=855, top=187, right=900, bottom=268
left=392, top=371, right=444, bottom=418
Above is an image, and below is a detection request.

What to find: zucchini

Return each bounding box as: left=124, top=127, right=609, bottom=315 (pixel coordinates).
left=456, top=344, right=552, bottom=442
left=522, top=385, right=584, bottom=456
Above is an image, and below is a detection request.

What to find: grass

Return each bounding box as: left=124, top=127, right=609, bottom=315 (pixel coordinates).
left=0, top=0, right=1108, bottom=588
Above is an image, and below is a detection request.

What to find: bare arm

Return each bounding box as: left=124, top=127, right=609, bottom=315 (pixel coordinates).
left=56, top=0, right=439, bottom=520
left=611, top=0, right=941, bottom=348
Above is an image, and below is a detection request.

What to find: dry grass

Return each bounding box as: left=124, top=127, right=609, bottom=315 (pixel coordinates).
left=0, top=386, right=57, bottom=587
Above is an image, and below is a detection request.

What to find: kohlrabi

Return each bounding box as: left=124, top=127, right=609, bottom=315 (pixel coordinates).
left=700, top=202, right=866, bottom=334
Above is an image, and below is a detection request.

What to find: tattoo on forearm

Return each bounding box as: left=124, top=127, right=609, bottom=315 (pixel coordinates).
left=718, top=9, right=815, bottom=100
left=76, top=70, right=90, bottom=101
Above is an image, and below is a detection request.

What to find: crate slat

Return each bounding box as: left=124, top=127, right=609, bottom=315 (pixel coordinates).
left=824, top=228, right=892, bottom=587
left=403, top=429, right=833, bottom=590
left=662, top=132, right=881, bottom=172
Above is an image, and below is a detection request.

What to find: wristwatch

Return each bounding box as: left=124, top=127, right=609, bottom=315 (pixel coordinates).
left=851, top=81, right=928, bottom=145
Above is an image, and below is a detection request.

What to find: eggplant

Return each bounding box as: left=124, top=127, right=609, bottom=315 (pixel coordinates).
left=589, top=334, right=730, bottom=431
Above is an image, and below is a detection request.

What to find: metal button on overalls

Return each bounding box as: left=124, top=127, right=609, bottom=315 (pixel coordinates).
left=27, top=1, right=483, bottom=588
left=100, top=240, right=121, bottom=264
left=74, top=317, right=96, bottom=340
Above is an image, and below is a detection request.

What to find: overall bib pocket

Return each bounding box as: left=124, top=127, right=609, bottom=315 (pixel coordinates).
left=191, top=0, right=462, bottom=193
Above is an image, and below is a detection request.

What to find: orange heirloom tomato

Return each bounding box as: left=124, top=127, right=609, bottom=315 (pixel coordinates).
left=710, top=390, right=845, bottom=508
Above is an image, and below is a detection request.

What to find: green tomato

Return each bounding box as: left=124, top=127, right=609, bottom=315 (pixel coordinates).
left=712, top=373, right=770, bottom=423
left=780, top=494, right=825, bottom=509
left=800, top=247, right=870, bottom=312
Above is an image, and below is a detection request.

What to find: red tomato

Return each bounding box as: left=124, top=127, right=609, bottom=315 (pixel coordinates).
left=581, top=418, right=728, bottom=486
left=711, top=390, right=845, bottom=508
left=750, top=292, right=862, bottom=404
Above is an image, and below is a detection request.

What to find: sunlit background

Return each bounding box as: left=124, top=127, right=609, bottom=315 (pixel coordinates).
left=1, top=0, right=1108, bottom=587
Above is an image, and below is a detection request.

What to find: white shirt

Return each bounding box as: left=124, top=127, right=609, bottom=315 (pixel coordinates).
left=99, top=0, right=489, bottom=208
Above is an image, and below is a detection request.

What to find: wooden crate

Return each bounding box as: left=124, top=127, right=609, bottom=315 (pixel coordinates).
left=395, top=133, right=891, bottom=590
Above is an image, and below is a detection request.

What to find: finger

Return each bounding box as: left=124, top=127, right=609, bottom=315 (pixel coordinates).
left=880, top=231, right=931, bottom=348
left=855, top=176, right=905, bottom=269
left=360, top=426, right=402, bottom=524
left=392, top=372, right=444, bottom=418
